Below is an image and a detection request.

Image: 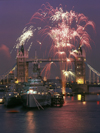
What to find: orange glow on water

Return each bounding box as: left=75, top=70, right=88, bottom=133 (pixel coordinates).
left=77, top=94, right=81, bottom=100
left=71, top=96, right=74, bottom=101
left=97, top=101, right=99, bottom=105
left=63, top=96, right=67, bottom=106
left=26, top=111, right=36, bottom=131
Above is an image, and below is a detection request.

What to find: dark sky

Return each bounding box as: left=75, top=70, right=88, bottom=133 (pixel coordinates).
left=0, top=0, right=100, bottom=79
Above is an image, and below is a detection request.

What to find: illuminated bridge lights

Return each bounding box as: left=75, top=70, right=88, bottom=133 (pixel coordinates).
left=76, top=78, right=84, bottom=84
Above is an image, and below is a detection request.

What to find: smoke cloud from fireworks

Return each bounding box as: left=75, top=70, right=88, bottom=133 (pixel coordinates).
left=0, top=44, right=11, bottom=58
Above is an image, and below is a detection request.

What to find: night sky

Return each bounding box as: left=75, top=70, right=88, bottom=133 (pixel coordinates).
left=0, top=0, right=100, bottom=79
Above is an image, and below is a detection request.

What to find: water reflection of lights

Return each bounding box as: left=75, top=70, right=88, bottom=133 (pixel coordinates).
left=63, top=96, right=67, bottom=106
left=77, top=94, right=81, bottom=101
left=82, top=101, right=86, bottom=105
left=71, top=96, right=74, bottom=101
left=26, top=111, right=36, bottom=131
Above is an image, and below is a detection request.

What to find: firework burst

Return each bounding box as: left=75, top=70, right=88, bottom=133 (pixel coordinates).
left=41, top=62, right=56, bottom=79
left=16, top=26, right=34, bottom=49
left=13, top=3, right=95, bottom=93
left=15, top=3, right=95, bottom=56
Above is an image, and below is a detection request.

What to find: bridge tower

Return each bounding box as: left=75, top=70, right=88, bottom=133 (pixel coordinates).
left=16, top=45, right=29, bottom=82
left=75, top=46, right=86, bottom=84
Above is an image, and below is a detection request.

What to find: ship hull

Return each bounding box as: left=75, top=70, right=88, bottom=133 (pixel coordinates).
left=4, top=96, right=21, bottom=107
left=4, top=92, right=21, bottom=107
left=21, top=93, right=51, bottom=108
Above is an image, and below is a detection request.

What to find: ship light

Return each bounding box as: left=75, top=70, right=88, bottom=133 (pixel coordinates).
left=14, top=94, right=17, bottom=97
left=33, top=91, right=37, bottom=94
left=0, top=99, right=3, bottom=103
left=42, top=92, right=44, bottom=95
left=29, top=89, right=37, bottom=94
left=29, top=89, right=33, bottom=94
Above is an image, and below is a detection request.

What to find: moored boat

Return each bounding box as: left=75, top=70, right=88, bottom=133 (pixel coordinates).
left=21, top=63, right=51, bottom=108
left=4, top=83, right=21, bottom=107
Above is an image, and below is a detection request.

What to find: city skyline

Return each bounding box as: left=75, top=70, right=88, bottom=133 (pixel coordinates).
left=0, top=0, right=100, bottom=79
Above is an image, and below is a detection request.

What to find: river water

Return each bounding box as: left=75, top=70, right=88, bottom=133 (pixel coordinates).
left=0, top=88, right=100, bottom=133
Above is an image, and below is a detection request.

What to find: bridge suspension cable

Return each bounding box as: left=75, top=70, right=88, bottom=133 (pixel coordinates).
left=0, top=64, right=17, bottom=81
left=86, top=63, right=100, bottom=76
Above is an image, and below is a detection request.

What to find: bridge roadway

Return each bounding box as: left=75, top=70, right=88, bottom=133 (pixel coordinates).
left=88, top=84, right=100, bottom=88
left=26, top=58, right=74, bottom=63
left=67, top=83, right=100, bottom=88
left=68, top=83, right=100, bottom=94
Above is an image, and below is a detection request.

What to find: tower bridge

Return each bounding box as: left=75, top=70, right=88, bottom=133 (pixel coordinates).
left=1, top=44, right=100, bottom=94
left=16, top=45, right=86, bottom=85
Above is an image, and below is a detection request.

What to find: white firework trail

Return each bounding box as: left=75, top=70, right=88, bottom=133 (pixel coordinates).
left=28, top=42, right=33, bottom=52
left=62, top=70, right=75, bottom=77
left=16, top=26, right=34, bottom=49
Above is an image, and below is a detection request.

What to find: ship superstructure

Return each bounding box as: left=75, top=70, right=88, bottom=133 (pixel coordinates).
left=21, top=62, right=51, bottom=108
